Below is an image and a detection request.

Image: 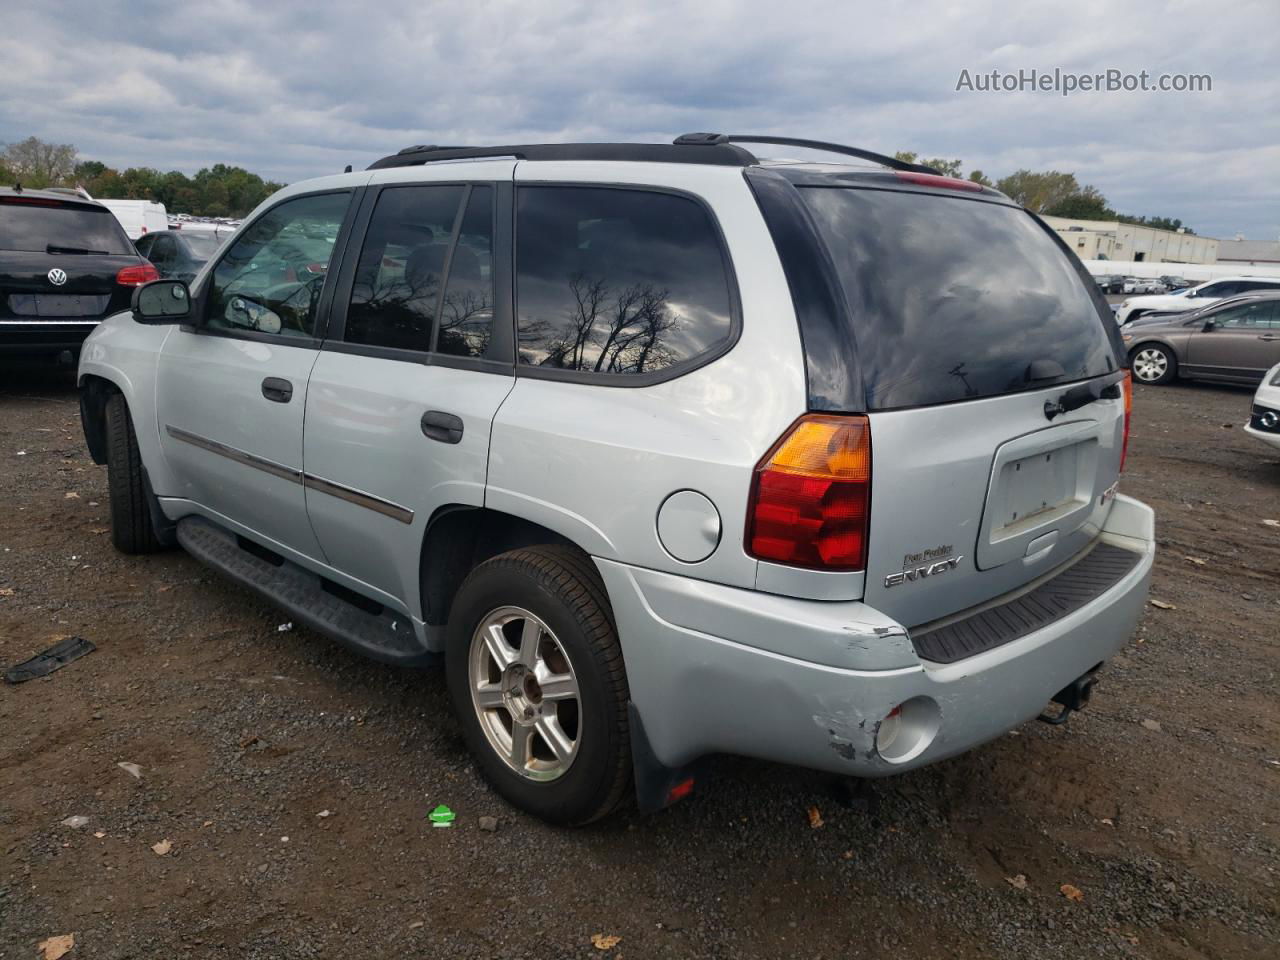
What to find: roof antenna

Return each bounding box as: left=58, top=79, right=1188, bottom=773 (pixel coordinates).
left=343, top=164, right=352, bottom=173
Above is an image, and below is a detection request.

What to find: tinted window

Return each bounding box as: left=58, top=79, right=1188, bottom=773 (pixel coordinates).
left=345, top=185, right=464, bottom=351
left=134, top=233, right=155, bottom=257
left=799, top=188, right=1117, bottom=409
left=516, top=187, right=733, bottom=376
left=1199, top=281, right=1240, bottom=297
left=1213, top=300, right=1279, bottom=328
left=1237, top=280, right=1280, bottom=293
left=206, top=192, right=349, bottom=338
left=0, top=200, right=134, bottom=254
left=437, top=187, right=495, bottom=358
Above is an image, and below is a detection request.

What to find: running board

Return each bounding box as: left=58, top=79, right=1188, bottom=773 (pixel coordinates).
left=176, top=516, right=438, bottom=667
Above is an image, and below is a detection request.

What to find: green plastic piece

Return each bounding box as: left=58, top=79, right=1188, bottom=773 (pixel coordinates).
left=428, top=804, right=456, bottom=827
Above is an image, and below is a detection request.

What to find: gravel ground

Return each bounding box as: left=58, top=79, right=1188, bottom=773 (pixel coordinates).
left=1, top=370, right=1277, bottom=960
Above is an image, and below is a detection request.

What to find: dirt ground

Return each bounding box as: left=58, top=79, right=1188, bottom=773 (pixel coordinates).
left=1, top=369, right=1277, bottom=960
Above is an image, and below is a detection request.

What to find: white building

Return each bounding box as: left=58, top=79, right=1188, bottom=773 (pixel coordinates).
left=1216, top=239, right=1280, bottom=266
left=1041, top=216, right=1219, bottom=264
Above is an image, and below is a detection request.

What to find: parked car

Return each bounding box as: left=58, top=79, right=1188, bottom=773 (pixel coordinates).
left=76, top=135, right=1153, bottom=824
left=1093, top=274, right=1126, bottom=294
left=1159, top=275, right=1193, bottom=291
left=1245, top=362, right=1280, bottom=451
left=1, top=186, right=158, bottom=364
left=1116, top=276, right=1280, bottom=324
left=135, top=230, right=224, bottom=283
left=1123, top=277, right=1164, bottom=294
left=1122, top=292, right=1280, bottom=385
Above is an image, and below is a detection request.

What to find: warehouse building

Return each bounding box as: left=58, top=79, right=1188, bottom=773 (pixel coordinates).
left=1042, top=216, right=1219, bottom=264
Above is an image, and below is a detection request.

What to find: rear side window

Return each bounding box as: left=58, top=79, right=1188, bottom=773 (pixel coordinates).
left=0, top=200, right=134, bottom=255
left=515, top=187, right=734, bottom=378
left=799, top=188, right=1118, bottom=409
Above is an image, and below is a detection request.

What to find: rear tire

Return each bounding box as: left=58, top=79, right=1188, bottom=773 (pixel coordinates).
left=1129, top=344, right=1176, bottom=385
left=104, top=394, right=165, bottom=554
left=445, top=545, right=631, bottom=825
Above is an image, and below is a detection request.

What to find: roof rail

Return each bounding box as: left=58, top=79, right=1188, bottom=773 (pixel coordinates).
left=368, top=141, right=756, bottom=170
left=673, top=133, right=940, bottom=174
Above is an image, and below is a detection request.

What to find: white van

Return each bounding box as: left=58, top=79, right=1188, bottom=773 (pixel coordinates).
left=96, top=199, right=169, bottom=240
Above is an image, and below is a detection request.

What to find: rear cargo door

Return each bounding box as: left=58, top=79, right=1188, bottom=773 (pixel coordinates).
left=797, top=184, right=1127, bottom=626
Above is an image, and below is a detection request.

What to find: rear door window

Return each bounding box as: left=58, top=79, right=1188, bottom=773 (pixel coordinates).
left=799, top=187, right=1118, bottom=409
left=515, top=186, right=735, bottom=378
left=0, top=200, right=134, bottom=254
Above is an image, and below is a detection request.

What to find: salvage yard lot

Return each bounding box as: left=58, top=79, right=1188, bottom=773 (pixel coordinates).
left=1, top=372, right=1277, bottom=960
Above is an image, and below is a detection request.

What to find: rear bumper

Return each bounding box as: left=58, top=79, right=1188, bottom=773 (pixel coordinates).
left=0, top=320, right=100, bottom=354
left=599, top=494, right=1155, bottom=776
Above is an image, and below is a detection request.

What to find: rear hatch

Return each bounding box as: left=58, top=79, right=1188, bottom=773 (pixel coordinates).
left=1, top=195, right=142, bottom=326
left=793, top=177, right=1128, bottom=626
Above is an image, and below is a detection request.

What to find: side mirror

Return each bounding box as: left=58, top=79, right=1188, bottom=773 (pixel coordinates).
left=1202, top=319, right=1217, bottom=332
left=131, top=279, right=192, bottom=324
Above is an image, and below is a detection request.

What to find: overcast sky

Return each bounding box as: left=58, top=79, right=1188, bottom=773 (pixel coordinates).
left=2, top=0, right=1276, bottom=240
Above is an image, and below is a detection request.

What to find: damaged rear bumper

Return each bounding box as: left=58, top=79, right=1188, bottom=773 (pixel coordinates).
left=597, top=494, right=1154, bottom=777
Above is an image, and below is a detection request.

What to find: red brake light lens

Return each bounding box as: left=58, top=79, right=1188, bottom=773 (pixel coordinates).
left=1119, top=370, right=1133, bottom=472
left=747, top=414, right=872, bottom=571
left=894, top=171, right=984, bottom=192
left=116, top=263, right=160, bottom=287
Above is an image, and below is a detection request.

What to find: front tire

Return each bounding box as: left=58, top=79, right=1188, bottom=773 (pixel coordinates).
left=445, top=546, right=631, bottom=825
left=104, top=394, right=165, bottom=554
left=1129, top=344, right=1176, bottom=385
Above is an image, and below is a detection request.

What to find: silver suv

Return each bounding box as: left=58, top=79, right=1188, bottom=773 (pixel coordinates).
left=77, top=135, right=1154, bottom=824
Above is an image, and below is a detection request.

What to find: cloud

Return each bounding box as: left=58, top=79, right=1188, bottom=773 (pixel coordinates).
left=1, top=0, right=1277, bottom=239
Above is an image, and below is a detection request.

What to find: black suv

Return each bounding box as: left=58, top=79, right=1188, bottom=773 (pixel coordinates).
left=1, top=187, right=158, bottom=364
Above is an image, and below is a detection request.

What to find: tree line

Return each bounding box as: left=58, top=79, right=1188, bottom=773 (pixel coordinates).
left=894, top=151, right=1193, bottom=234
left=0, top=136, right=285, bottom=218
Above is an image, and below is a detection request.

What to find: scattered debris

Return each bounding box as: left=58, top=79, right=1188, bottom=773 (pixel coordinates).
left=16, top=450, right=26, bottom=456
left=1101, top=818, right=1115, bottom=827
left=841, top=850, right=854, bottom=860
left=428, top=804, right=456, bottom=828
left=0, top=587, right=14, bottom=596
left=478, top=815, right=498, bottom=832
left=807, top=805, right=824, bottom=829
left=280, top=836, right=289, bottom=843
left=151, top=839, right=172, bottom=856
left=60, top=815, right=90, bottom=830
left=1141, top=718, right=1162, bottom=732
left=1005, top=874, right=1028, bottom=890
left=116, top=762, right=143, bottom=779
left=63, top=491, right=79, bottom=499
left=591, top=933, right=622, bottom=950
left=4, top=636, right=96, bottom=684
left=408, top=920, right=425, bottom=930
left=276, top=622, right=294, bottom=633
left=1183, top=556, right=1207, bottom=566
left=238, top=734, right=260, bottom=749
left=37, top=934, right=74, bottom=960
left=317, top=809, right=333, bottom=818
left=1149, top=599, right=1176, bottom=610
left=89, top=527, right=108, bottom=535
left=1060, top=883, right=1085, bottom=902
left=202, top=821, right=213, bottom=828
left=93, top=832, right=106, bottom=839
left=1263, top=519, right=1280, bottom=528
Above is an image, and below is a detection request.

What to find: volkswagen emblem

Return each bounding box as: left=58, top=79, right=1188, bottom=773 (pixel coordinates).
left=47, top=268, right=68, bottom=286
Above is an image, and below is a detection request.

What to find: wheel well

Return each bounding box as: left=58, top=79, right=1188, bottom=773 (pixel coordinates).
left=78, top=374, right=121, bottom=465
left=419, top=507, right=581, bottom=626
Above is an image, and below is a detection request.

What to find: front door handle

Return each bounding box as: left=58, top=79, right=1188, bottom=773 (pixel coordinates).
left=1258, top=335, right=1280, bottom=341
left=421, top=410, right=463, bottom=444
left=261, top=377, right=293, bottom=403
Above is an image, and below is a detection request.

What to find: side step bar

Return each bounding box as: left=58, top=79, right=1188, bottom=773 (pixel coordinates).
left=176, top=516, right=438, bottom=667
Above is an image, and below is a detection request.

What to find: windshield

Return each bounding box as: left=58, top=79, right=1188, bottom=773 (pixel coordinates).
left=799, top=187, right=1119, bottom=409
left=0, top=200, right=135, bottom=254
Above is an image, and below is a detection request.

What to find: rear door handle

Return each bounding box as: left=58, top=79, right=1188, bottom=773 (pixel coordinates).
left=261, top=377, right=293, bottom=403
left=1259, top=335, right=1280, bottom=341
left=421, top=410, right=464, bottom=444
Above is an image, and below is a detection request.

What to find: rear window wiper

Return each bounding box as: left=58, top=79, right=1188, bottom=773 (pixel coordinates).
left=46, top=244, right=109, bottom=255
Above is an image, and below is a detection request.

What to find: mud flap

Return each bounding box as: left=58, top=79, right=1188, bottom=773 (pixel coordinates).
left=629, top=702, right=706, bottom=814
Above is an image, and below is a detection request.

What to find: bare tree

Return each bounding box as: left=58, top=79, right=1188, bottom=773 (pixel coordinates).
left=3, top=136, right=78, bottom=188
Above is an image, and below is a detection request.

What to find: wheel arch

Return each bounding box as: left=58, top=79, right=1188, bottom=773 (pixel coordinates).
left=419, top=506, right=589, bottom=627
left=77, top=373, right=125, bottom=465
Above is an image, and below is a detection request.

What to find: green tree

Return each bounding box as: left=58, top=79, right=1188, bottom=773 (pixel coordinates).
left=1045, top=185, right=1114, bottom=221
left=994, top=170, right=1082, bottom=213
left=2, top=136, right=77, bottom=188
left=967, top=170, right=993, bottom=187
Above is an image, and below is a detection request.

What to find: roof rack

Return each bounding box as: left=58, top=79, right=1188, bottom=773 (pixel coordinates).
left=673, top=134, right=940, bottom=174
left=367, top=134, right=938, bottom=174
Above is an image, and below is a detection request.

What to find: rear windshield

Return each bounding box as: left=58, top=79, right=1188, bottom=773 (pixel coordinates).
left=799, top=187, right=1118, bottom=409
left=181, top=233, right=223, bottom=259
left=0, top=201, right=135, bottom=255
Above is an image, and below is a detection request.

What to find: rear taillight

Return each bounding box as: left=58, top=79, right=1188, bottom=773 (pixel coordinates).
left=894, top=170, right=985, bottom=192
left=115, top=263, right=160, bottom=287
left=1119, top=370, right=1133, bottom=472
left=746, top=414, right=871, bottom=571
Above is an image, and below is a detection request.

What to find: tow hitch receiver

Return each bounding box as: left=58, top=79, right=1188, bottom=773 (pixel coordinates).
left=1037, top=669, right=1099, bottom=725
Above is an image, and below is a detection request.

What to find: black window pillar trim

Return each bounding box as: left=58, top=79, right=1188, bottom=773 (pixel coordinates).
left=743, top=167, right=865, bottom=413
